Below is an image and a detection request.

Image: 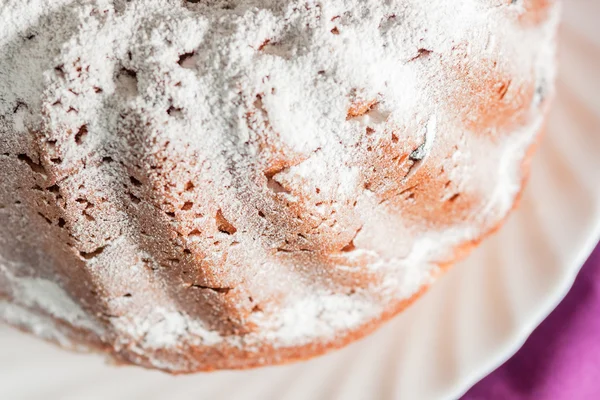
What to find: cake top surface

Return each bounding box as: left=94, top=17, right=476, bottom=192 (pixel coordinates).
left=0, top=0, right=558, bottom=371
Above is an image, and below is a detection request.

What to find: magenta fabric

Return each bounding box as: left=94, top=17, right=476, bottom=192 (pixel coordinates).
left=462, top=244, right=600, bottom=399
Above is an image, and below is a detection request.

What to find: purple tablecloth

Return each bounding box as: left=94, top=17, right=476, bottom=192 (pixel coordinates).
left=462, top=244, right=600, bottom=399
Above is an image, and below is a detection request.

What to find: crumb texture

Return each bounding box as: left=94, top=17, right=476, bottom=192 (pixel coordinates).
left=0, top=0, right=558, bottom=371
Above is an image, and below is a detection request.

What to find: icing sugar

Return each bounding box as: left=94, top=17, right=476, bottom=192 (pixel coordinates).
left=0, top=261, right=105, bottom=335
left=0, top=0, right=559, bottom=370
left=0, top=302, right=72, bottom=347
left=114, top=307, right=224, bottom=348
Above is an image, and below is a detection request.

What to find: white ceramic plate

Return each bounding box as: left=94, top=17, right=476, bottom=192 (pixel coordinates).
left=1, top=2, right=599, bottom=399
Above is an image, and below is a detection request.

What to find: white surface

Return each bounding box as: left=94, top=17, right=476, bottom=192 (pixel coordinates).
left=1, top=2, right=599, bottom=399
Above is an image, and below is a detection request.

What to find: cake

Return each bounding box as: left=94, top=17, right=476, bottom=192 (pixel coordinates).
left=0, top=0, right=559, bottom=372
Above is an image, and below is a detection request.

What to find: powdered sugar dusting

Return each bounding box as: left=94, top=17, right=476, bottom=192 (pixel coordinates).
left=0, top=261, right=105, bottom=335
left=0, top=302, right=73, bottom=347
left=0, top=0, right=559, bottom=371
left=262, top=292, right=383, bottom=346
left=113, top=307, right=224, bottom=349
